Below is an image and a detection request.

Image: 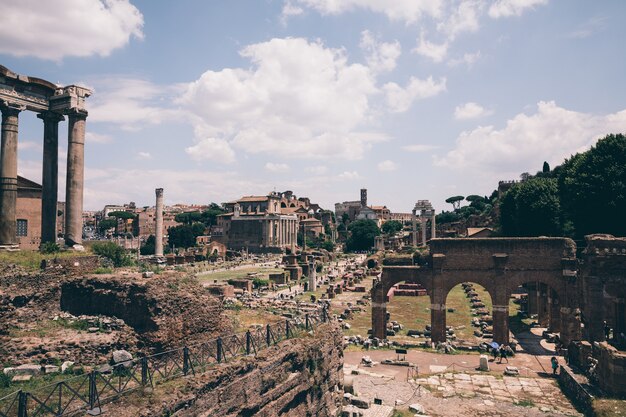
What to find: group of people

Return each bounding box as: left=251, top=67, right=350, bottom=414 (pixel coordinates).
left=490, top=344, right=514, bottom=363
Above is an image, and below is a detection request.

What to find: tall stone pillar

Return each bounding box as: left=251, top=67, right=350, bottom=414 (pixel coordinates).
left=411, top=210, right=417, bottom=246
left=430, top=290, right=447, bottom=344
left=526, top=283, right=538, bottom=315
left=64, top=110, right=87, bottom=248
left=155, top=188, right=164, bottom=256
left=615, top=299, right=625, bottom=343
left=431, top=213, right=436, bottom=240
left=537, top=283, right=549, bottom=327
left=549, top=289, right=561, bottom=333
left=38, top=112, right=64, bottom=245
left=309, top=258, right=316, bottom=291
left=493, top=303, right=510, bottom=345
left=0, top=104, right=22, bottom=249
left=371, top=281, right=387, bottom=340
left=420, top=215, right=427, bottom=245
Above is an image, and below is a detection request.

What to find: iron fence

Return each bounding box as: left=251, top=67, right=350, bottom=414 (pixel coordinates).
left=0, top=308, right=329, bottom=417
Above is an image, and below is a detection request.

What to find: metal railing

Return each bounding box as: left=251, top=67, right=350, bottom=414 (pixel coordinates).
left=0, top=309, right=329, bottom=417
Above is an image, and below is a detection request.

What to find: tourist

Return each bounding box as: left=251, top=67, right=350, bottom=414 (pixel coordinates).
left=491, top=347, right=498, bottom=361
left=551, top=356, right=559, bottom=375
left=499, top=346, right=508, bottom=363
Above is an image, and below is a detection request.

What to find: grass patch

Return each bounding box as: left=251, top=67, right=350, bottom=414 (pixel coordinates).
left=391, top=410, right=414, bottom=417
left=515, top=398, right=535, bottom=407
left=0, top=250, right=92, bottom=271
left=8, top=318, right=92, bottom=338
left=592, top=399, right=626, bottom=417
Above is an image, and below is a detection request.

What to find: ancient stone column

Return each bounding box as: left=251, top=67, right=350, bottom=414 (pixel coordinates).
left=309, top=258, right=316, bottom=291
left=64, top=110, right=87, bottom=248
left=0, top=104, right=22, bottom=249
left=548, top=289, right=561, bottom=333
left=411, top=210, right=417, bottom=246
left=526, top=283, right=538, bottom=315
left=537, top=283, right=549, bottom=327
left=371, top=281, right=387, bottom=339
left=492, top=304, right=510, bottom=345
left=584, top=275, right=606, bottom=342
left=431, top=213, right=436, bottom=240
left=421, top=215, right=427, bottom=246
left=155, top=188, right=164, bottom=256
left=430, top=290, right=447, bottom=344
left=38, top=112, right=64, bottom=245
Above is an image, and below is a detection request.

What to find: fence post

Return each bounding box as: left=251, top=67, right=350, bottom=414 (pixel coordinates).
left=217, top=338, right=223, bottom=363
left=246, top=331, right=251, bottom=355
left=266, top=324, right=271, bottom=347
left=286, top=320, right=290, bottom=338
left=141, top=356, right=149, bottom=386
left=305, top=314, right=310, bottom=331
left=17, top=391, right=27, bottom=417
left=88, top=371, right=98, bottom=411
left=183, top=346, right=190, bottom=375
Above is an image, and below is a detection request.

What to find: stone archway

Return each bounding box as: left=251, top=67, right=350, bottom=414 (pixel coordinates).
left=372, top=238, right=580, bottom=346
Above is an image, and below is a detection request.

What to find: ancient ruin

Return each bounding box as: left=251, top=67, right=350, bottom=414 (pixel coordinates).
left=0, top=65, right=90, bottom=250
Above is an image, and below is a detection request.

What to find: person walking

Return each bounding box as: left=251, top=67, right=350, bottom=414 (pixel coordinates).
left=500, top=346, right=508, bottom=363
left=551, top=356, right=559, bottom=375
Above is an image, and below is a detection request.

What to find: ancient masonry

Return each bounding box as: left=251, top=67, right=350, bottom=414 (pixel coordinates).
left=0, top=65, right=90, bottom=249
left=154, top=188, right=164, bottom=256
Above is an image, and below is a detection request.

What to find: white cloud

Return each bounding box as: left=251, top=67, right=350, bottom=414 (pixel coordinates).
left=359, top=30, right=402, bottom=74
left=185, top=137, right=236, bottom=164
left=566, top=16, right=608, bottom=39
left=377, top=160, right=397, bottom=171
left=136, top=151, right=151, bottom=160
left=412, top=31, right=449, bottom=62
left=305, top=165, right=328, bottom=175
left=85, top=132, right=114, bottom=144
left=454, top=102, right=493, bottom=120
left=265, top=162, right=290, bottom=173
left=18, top=141, right=43, bottom=152
left=287, top=0, right=444, bottom=23
left=383, top=76, right=446, bottom=112
left=88, top=78, right=182, bottom=130
left=488, top=0, right=548, bottom=19
left=402, top=144, right=439, bottom=152
left=281, top=0, right=304, bottom=24
left=447, top=51, right=481, bottom=68
left=179, top=38, right=387, bottom=161
left=0, top=0, right=143, bottom=60
left=437, top=0, right=482, bottom=40
left=338, top=171, right=361, bottom=180
left=435, top=101, right=626, bottom=178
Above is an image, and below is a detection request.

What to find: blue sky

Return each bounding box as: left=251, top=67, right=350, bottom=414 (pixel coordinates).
left=1, top=0, right=625, bottom=213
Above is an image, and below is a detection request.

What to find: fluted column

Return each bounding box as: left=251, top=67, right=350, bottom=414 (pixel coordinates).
left=64, top=110, right=87, bottom=247
left=38, top=112, right=64, bottom=245
left=155, top=188, right=164, bottom=256
left=0, top=103, right=22, bottom=249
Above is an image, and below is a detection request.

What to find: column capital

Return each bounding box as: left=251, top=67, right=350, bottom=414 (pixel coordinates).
left=37, top=111, right=65, bottom=123
left=0, top=100, right=25, bottom=117
left=66, top=108, right=88, bottom=119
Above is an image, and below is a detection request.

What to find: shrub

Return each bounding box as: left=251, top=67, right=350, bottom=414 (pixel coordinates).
left=92, top=242, right=133, bottom=267
left=40, top=242, right=60, bottom=254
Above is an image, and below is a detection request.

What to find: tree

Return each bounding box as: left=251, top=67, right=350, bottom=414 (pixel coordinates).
left=346, top=219, right=380, bottom=252
left=558, top=133, right=626, bottom=238
left=436, top=211, right=460, bottom=224
left=200, top=203, right=226, bottom=227
left=175, top=211, right=202, bottom=225
left=381, top=220, right=403, bottom=235
left=445, top=195, right=464, bottom=210
left=167, top=223, right=206, bottom=249
left=98, top=219, right=117, bottom=234
left=320, top=240, right=334, bottom=252
left=140, top=235, right=156, bottom=255
left=107, top=211, right=135, bottom=220
left=92, top=242, right=133, bottom=267
left=543, top=161, right=550, bottom=173
left=500, top=177, right=562, bottom=237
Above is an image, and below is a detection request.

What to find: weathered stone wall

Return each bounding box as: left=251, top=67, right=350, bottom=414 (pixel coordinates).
left=594, top=342, right=626, bottom=397
left=41, top=255, right=100, bottom=275
left=60, top=275, right=229, bottom=350
left=558, top=365, right=594, bottom=413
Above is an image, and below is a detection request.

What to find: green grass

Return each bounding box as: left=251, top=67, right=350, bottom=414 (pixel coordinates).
left=515, top=399, right=535, bottom=407
left=0, top=250, right=92, bottom=271
left=592, top=399, right=626, bottom=417
left=8, top=318, right=93, bottom=339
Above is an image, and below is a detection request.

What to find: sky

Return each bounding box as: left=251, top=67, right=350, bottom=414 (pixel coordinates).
left=1, top=0, right=625, bottom=213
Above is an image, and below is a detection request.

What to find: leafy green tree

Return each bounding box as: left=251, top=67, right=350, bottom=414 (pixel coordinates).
left=140, top=235, right=156, bottom=255
left=107, top=211, right=135, bottom=220
left=558, top=133, right=626, bottom=238
left=200, top=203, right=226, bottom=227
left=175, top=211, right=202, bottom=225
left=320, top=240, right=334, bottom=252
left=381, top=220, right=403, bottom=235
left=98, top=219, right=117, bottom=234
left=543, top=161, right=550, bottom=173
left=436, top=211, right=460, bottom=224
left=167, top=223, right=206, bottom=249
left=346, top=219, right=380, bottom=251
left=92, top=242, right=133, bottom=267
left=500, top=177, right=562, bottom=236
left=445, top=195, right=464, bottom=210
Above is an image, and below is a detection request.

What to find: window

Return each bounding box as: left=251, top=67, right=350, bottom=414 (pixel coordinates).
left=16, top=219, right=28, bottom=237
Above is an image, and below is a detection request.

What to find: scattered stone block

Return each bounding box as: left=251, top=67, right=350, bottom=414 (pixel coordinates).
left=15, top=364, right=41, bottom=375
left=504, top=366, right=519, bottom=376
left=409, top=403, right=425, bottom=414
left=12, top=374, right=32, bottom=383
left=479, top=355, right=489, bottom=371
left=44, top=365, right=60, bottom=374
left=112, top=349, right=133, bottom=365
left=61, top=361, right=74, bottom=373
left=2, top=367, right=15, bottom=376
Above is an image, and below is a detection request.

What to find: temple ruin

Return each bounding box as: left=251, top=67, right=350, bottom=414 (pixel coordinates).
left=0, top=65, right=90, bottom=250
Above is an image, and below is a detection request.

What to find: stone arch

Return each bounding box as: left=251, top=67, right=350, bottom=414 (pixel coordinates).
left=444, top=281, right=494, bottom=344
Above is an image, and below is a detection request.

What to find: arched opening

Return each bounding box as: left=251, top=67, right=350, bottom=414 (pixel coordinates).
left=383, top=280, right=432, bottom=344
left=444, top=282, right=493, bottom=347
left=280, top=202, right=287, bottom=208
left=508, top=281, right=562, bottom=355
left=289, top=203, right=296, bottom=208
